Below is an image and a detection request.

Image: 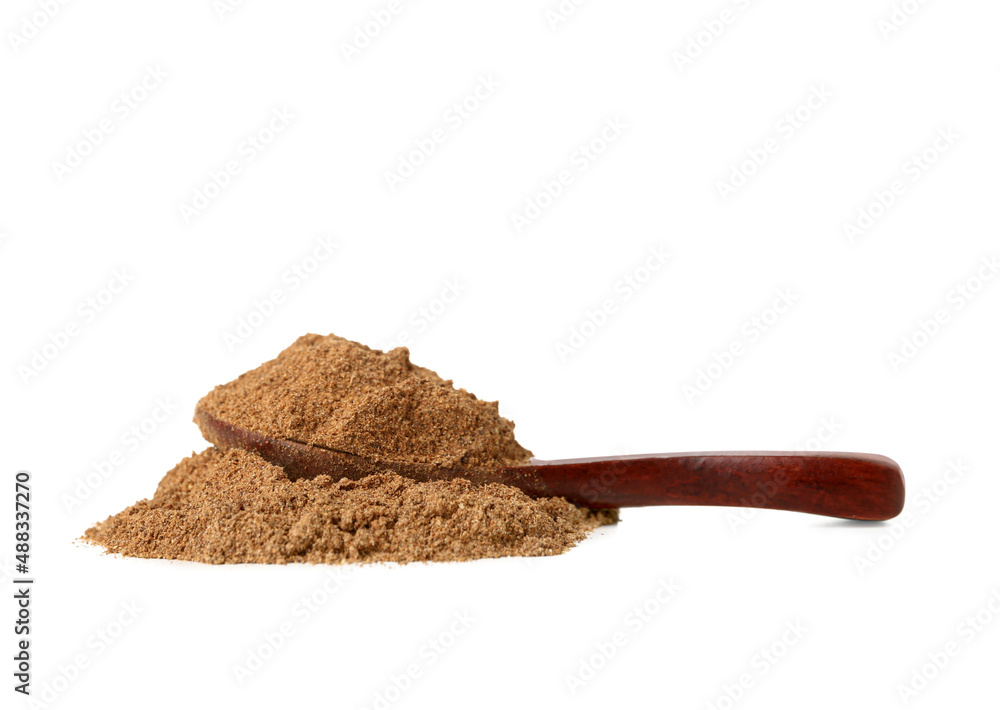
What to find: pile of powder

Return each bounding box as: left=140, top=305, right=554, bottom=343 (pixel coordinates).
left=196, top=333, right=533, bottom=470
left=84, top=447, right=616, bottom=564
left=84, top=333, right=616, bottom=564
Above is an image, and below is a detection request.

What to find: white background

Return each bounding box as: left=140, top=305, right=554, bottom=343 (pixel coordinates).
left=2, top=1, right=999, bottom=708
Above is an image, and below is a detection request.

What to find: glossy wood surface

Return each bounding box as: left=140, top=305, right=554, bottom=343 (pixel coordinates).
left=195, top=409, right=904, bottom=520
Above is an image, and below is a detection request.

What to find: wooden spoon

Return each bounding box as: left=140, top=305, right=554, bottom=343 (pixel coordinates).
left=194, top=408, right=904, bottom=521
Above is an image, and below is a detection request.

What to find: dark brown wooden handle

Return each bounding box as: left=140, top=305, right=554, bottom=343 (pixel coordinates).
left=196, top=409, right=904, bottom=521
left=510, top=452, right=905, bottom=520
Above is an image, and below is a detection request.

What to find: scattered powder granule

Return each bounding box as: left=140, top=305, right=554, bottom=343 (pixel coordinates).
left=84, top=447, right=616, bottom=564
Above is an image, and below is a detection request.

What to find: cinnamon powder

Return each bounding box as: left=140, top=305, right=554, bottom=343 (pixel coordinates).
left=196, top=334, right=533, bottom=470
left=84, top=447, right=614, bottom=564
left=84, top=334, right=616, bottom=564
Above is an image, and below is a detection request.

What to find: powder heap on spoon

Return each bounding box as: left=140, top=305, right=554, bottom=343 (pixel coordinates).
left=195, top=333, right=534, bottom=471
left=84, top=334, right=615, bottom=564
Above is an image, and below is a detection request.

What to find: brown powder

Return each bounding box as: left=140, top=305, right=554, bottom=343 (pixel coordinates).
left=84, top=333, right=616, bottom=564
left=84, top=447, right=615, bottom=564
left=196, top=334, right=533, bottom=470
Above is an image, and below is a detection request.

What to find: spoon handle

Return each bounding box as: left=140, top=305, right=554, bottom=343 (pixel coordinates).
left=196, top=409, right=903, bottom=521
left=511, top=452, right=904, bottom=520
